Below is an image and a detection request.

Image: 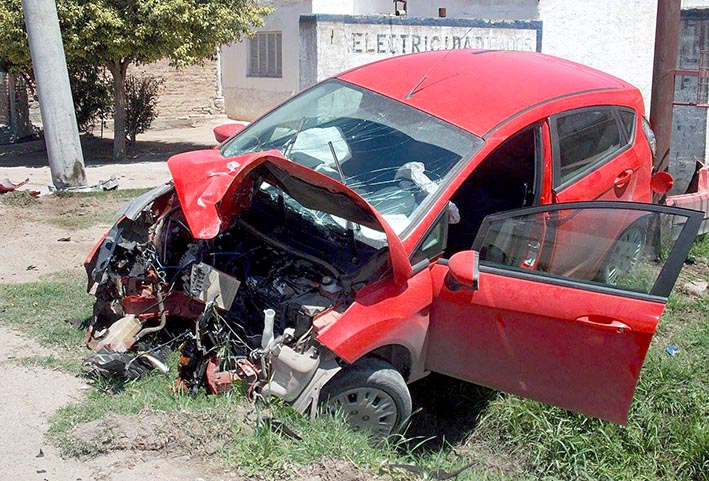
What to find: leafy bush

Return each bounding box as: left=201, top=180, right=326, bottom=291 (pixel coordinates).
left=69, top=64, right=113, bottom=134
left=124, top=73, right=163, bottom=144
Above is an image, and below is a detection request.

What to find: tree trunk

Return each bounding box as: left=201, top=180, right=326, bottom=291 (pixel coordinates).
left=110, top=61, right=128, bottom=162
left=9, top=74, right=35, bottom=140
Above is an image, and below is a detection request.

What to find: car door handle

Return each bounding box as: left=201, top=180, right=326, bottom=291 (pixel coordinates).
left=576, top=315, right=632, bottom=333
left=614, top=169, right=634, bottom=188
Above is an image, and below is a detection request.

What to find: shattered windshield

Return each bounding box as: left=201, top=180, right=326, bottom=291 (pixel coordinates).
left=220, top=80, right=483, bottom=239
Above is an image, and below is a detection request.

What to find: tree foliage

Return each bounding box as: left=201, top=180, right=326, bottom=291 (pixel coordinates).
left=0, top=0, right=272, bottom=159
left=125, top=73, right=162, bottom=144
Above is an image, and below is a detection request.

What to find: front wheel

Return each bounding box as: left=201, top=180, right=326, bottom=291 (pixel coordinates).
left=320, top=357, right=411, bottom=436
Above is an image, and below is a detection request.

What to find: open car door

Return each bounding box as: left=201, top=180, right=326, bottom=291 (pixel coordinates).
left=426, top=201, right=702, bottom=424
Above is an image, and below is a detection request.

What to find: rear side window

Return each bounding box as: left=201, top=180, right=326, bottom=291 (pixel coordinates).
left=553, top=108, right=628, bottom=187
left=618, top=109, right=636, bottom=141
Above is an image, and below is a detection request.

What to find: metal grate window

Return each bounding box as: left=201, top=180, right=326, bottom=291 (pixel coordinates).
left=249, top=32, right=282, bottom=78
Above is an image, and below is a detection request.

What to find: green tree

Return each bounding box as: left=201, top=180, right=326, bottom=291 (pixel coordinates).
left=0, top=0, right=271, bottom=160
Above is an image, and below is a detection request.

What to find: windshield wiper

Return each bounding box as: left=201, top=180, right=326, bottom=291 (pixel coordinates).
left=328, top=141, right=359, bottom=259
left=283, top=117, right=306, bottom=158
left=327, top=141, right=346, bottom=184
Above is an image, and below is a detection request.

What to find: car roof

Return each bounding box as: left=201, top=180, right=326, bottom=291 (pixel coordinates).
left=337, top=50, right=637, bottom=137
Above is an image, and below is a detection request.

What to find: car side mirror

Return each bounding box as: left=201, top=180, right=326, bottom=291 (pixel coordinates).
left=651, top=171, right=674, bottom=194
left=213, top=122, right=247, bottom=144
left=447, top=250, right=480, bottom=290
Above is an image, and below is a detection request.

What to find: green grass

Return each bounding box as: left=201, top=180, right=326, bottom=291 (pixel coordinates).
left=688, top=233, right=709, bottom=265
left=0, top=235, right=706, bottom=480
left=0, top=280, right=92, bottom=350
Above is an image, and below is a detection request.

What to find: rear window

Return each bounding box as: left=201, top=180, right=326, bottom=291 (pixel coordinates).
left=554, top=108, right=627, bottom=186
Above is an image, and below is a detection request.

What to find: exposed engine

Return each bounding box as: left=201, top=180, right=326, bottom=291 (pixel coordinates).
left=85, top=184, right=385, bottom=403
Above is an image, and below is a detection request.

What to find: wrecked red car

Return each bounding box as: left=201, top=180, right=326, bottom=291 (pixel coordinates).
left=85, top=50, right=702, bottom=435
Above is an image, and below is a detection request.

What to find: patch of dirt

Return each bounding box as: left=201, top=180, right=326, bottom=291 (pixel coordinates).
left=0, top=325, right=236, bottom=481
left=70, top=407, right=254, bottom=458
left=0, top=115, right=227, bottom=196
left=0, top=193, right=126, bottom=283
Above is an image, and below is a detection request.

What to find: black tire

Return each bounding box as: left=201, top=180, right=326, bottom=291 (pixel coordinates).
left=320, top=356, right=412, bottom=436
left=598, top=222, right=648, bottom=286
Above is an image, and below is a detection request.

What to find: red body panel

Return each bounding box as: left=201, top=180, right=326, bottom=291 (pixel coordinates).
left=426, top=264, right=663, bottom=424
left=315, top=270, right=433, bottom=380
left=338, top=50, right=636, bottom=137
left=666, top=163, right=709, bottom=235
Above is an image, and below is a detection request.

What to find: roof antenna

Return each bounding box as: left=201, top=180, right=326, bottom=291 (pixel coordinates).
left=405, top=25, right=477, bottom=99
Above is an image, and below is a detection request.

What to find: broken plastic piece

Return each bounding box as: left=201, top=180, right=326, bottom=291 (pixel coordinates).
left=189, top=263, right=240, bottom=310
left=262, top=345, right=320, bottom=402
left=262, top=309, right=275, bottom=349
left=0, top=177, right=29, bottom=193
left=88, top=315, right=142, bottom=352
left=665, top=345, right=679, bottom=356
left=49, top=177, right=119, bottom=193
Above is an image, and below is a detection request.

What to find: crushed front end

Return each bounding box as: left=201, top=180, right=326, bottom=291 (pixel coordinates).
left=83, top=151, right=396, bottom=410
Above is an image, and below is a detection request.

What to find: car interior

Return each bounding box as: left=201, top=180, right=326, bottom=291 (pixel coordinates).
left=444, top=126, right=539, bottom=257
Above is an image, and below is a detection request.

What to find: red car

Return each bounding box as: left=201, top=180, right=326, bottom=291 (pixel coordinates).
left=85, top=50, right=702, bottom=435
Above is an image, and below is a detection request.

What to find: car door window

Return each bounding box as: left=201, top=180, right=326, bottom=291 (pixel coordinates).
left=472, top=202, right=702, bottom=298
left=553, top=107, right=629, bottom=188
left=617, top=108, right=636, bottom=142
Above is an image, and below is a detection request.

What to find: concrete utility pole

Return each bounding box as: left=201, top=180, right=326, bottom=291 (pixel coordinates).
left=650, top=0, right=681, bottom=175
left=22, top=0, right=86, bottom=188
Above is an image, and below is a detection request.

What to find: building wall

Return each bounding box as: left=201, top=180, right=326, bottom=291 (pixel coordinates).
left=129, top=59, right=221, bottom=127
left=300, top=15, right=542, bottom=89
left=539, top=0, right=658, bottom=112
left=221, top=0, right=312, bottom=121
left=671, top=8, right=709, bottom=193
left=407, top=0, right=539, bottom=20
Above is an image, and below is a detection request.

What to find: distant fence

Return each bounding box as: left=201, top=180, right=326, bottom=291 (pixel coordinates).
left=0, top=71, right=9, bottom=126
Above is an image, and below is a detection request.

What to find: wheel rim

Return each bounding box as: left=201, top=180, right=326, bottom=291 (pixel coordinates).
left=326, top=387, right=398, bottom=435
left=604, top=228, right=645, bottom=285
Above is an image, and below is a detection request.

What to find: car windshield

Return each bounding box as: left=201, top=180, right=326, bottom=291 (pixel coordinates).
left=220, top=79, right=483, bottom=239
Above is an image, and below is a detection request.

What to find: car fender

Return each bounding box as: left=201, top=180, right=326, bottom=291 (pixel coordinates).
left=315, top=271, right=433, bottom=380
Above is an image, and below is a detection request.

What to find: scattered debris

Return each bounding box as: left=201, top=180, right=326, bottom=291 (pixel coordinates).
left=382, top=462, right=476, bottom=480
left=666, top=345, right=679, bottom=356
left=36, top=449, right=44, bottom=458
left=26, top=265, right=37, bottom=271
left=49, top=178, right=119, bottom=193
left=682, top=279, right=708, bottom=296
left=0, top=178, right=40, bottom=198
left=0, top=177, right=29, bottom=193
left=57, top=237, right=71, bottom=242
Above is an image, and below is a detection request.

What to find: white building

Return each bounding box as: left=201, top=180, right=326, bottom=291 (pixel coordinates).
left=220, top=0, right=709, bottom=192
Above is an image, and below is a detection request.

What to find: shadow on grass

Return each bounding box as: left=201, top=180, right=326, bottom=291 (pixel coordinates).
left=405, top=373, right=497, bottom=450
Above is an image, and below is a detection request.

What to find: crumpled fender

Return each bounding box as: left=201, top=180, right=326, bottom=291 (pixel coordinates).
left=167, top=149, right=413, bottom=284
left=315, top=269, right=433, bottom=376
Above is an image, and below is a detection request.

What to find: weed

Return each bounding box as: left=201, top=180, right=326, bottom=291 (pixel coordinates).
left=0, top=190, right=38, bottom=207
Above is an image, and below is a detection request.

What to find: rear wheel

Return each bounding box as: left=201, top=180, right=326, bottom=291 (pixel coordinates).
left=599, top=224, right=647, bottom=285
left=320, top=357, right=411, bottom=436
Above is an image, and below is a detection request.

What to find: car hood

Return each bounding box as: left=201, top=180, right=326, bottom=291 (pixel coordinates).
left=167, top=149, right=413, bottom=284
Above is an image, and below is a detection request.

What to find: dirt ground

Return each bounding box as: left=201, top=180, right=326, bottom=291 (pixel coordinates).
left=0, top=326, right=241, bottom=481
left=1, top=117, right=228, bottom=283
left=0, top=118, right=256, bottom=481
